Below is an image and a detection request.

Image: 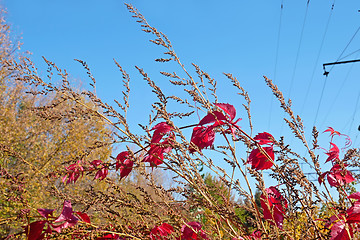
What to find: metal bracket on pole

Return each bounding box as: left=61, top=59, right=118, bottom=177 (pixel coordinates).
left=323, top=59, right=360, bottom=76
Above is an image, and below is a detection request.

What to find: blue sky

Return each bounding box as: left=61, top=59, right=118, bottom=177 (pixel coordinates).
left=3, top=1, right=360, bottom=185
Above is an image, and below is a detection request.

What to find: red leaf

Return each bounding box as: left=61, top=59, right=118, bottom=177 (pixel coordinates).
left=324, top=127, right=341, bottom=137
left=330, top=219, right=353, bottom=240
left=94, top=167, right=108, bottom=181
left=76, top=211, right=91, bottom=224
left=116, top=151, right=129, bottom=165
left=247, top=147, right=274, bottom=170
left=324, top=127, right=352, bottom=149
left=198, top=111, right=227, bottom=126
left=150, top=223, right=174, bottom=239
left=96, top=233, right=123, bottom=240
left=180, top=222, right=208, bottom=240
left=91, top=160, right=108, bottom=181
left=52, top=200, right=78, bottom=233
left=151, top=122, right=172, bottom=143
left=318, top=172, right=328, bottom=185
left=37, top=209, right=54, bottom=219
left=325, top=143, right=340, bottom=163
left=119, top=159, right=134, bottom=180
left=25, top=220, right=47, bottom=240
left=346, top=201, right=360, bottom=223
left=348, top=192, right=360, bottom=201
left=251, top=230, right=262, bottom=240
left=260, top=186, right=288, bottom=229
left=115, top=151, right=134, bottom=180
left=326, top=164, right=355, bottom=187
left=62, top=160, right=84, bottom=185
left=254, top=132, right=274, bottom=145
left=189, top=126, right=216, bottom=153
left=215, top=103, right=236, bottom=121
left=143, top=135, right=174, bottom=167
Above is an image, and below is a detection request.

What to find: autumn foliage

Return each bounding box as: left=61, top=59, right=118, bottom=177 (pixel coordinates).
left=1, top=3, right=360, bottom=240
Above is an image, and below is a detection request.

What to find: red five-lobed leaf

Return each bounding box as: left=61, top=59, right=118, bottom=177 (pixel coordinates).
left=254, top=132, right=274, bottom=145
left=326, top=164, right=355, bottom=187
left=260, top=186, right=288, bottom=229
left=76, top=211, right=91, bottom=224
left=90, top=160, right=108, bottom=181
left=180, top=222, right=208, bottom=240
left=144, top=122, right=175, bottom=167
left=247, top=147, right=274, bottom=170
left=348, top=192, right=360, bottom=201
left=325, top=143, right=340, bottom=163
left=189, top=125, right=216, bottom=153
left=52, top=200, right=78, bottom=233
left=116, top=151, right=134, bottom=180
left=324, top=127, right=341, bottom=137
left=330, top=219, right=353, bottom=240
left=144, top=134, right=174, bottom=167
left=346, top=199, right=360, bottom=224
left=37, top=209, right=54, bottom=219
left=198, top=111, right=227, bottom=126
left=62, top=160, right=84, bottom=185
left=214, top=103, right=237, bottom=121
left=25, top=220, right=47, bottom=240
left=151, top=122, right=173, bottom=143
left=150, top=222, right=174, bottom=240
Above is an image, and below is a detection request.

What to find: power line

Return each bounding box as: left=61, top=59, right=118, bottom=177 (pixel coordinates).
left=287, top=0, right=310, bottom=99
left=268, top=0, right=284, bottom=130
left=324, top=26, right=360, bottom=76
left=312, top=75, right=328, bottom=128
left=280, top=0, right=310, bottom=136
left=347, top=90, right=360, bottom=134
left=300, top=0, right=335, bottom=115
left=319, top=55, right=360, bottom=129
left=313, top=25, right=360, bottom=128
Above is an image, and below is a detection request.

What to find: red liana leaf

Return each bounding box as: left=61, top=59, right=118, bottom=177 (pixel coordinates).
left=346, top=201, right=360, bottom=223
left=119, top=159, right=134, bottom=180
left=150, top=223, right=174, bottom=240
left=215, top=103, right=236, bottom=121
left=180, top=222, right=208, bottom=240
left=25, top=220, right=47, bottom=240
left=348, top=192, right=360, bottom=201
left=151, top=122, right=172, bottom=143
left=52, top=200, right=78, bottom=233
left=189, top=126, right=215, bottom=153
left=325, top=143, right=340, bottom=163
left=198, top=111, right=227, bottom=126
left=326, top=164, right=355, bottom=187
left=324, top=127, right=341, bottom=137
left=330, top=219, right=353, bottom=240
left=254, top=132, right=274, bottom=145
left=76, top=211, right=91, bottom=224
left=260, top=186, right=288, bottom=229
left=37, top=209, right=54, bottom=219
left=247, top=147, right=274, bottom=170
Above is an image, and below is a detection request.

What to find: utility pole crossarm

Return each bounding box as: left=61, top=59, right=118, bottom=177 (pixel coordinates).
left=323, top=59, right=360, bottom=76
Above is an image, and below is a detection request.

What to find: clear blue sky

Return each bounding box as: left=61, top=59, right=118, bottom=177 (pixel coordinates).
left=4, top=1, right=360, bottom=183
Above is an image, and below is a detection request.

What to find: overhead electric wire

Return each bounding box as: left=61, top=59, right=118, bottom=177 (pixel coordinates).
left=300, top=1, right=335, bottom=115
left=268, top=0, right=284, bottom=130
left=347, top=90, right=360, bottom=134
left=325, top=25, right=360, bottom=74
left=279, top=0, right=310, bottom=136
left=338, top=48, right=360, bottom=61
left=287, top=0, right=310, bottom=99
left=319, top=52, right=360, bottom=129
left=313, top=25, right=360, bottom=128
left=312, top=75, right=327, bottom=129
